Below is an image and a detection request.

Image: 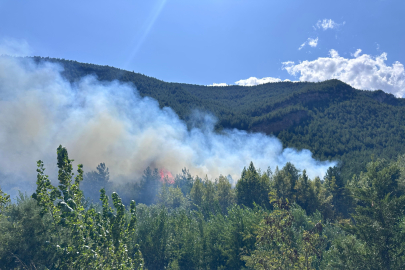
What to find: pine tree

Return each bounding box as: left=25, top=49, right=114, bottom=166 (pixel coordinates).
left=342, top=160, right=405, bottom=269
left=296, top=170, right=317, bottom=215
left=236, top=162, right=270, bottom=208
left=190, top=177, right=204, bottom=210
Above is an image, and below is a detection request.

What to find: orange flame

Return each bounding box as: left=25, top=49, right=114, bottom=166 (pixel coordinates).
left=159, top=168, right=174, bottom=184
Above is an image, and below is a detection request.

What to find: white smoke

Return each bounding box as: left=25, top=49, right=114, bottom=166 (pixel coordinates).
left=0, top=37, right=32, bottom=57
left=0, top=57, right=336, bottom=194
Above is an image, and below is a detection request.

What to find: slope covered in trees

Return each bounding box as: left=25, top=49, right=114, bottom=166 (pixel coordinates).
left=28, top=56, right=405, bottom=179
left=2, top=147, right=405, bottom=269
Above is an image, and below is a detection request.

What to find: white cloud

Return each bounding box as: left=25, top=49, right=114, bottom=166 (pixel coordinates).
left=208, top=77, right=293, bottom=87
left=315, top=19, right=339, bottom=30
left=0, top=38, right=32, bottom=57
left=235, top=76, right=290, bottom=86
left=308, top=37, right=318, bottom=47
left=353, top=49, right=362, bottom=58
left=283, top=49, right=405, bottom=97
left=299, top=37, right=318, bottom=50
left=207, top=83, right=228, bottom=87
left=329, top=49, right=339, bottom=58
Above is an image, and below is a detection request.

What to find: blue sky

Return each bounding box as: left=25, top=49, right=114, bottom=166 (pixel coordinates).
left=0, top=0, right=404, bottom=95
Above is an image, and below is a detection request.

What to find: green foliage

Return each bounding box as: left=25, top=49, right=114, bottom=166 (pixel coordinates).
left=272, top=162, right=300, bottom=203
left=277, top=93, right=405, bottom=179
left=158, top=185, right=188, bottom=209
left=291, top=206, right=342, bottom=269
left=0, top=185, right=10, bottom=217
left=136, top=205, right=171, bottom=269
left=190, top=177, right=204, bottom=210
left=243, top=199, right=326, bottom=270
left=269, top=163, right=337, bottom=221
left=5, top=143, right=405, bottom=268
left=323, top=166, right=351, bottom=218
left=324, top=234, right=370, bottom=270
left=173, top=168, right=194, bottom=196
left=135, top=201, right=262, bottom=269
left=32, top=145, right=144, bottom=269
left=296, top=170, right=318, bottom=215
left=243, top=199, right=300, bottom=269
left=216, top=175, right=236, bottom=214
left=0, top=193, right=57, bottom=269
left=236, top=162, right=271, bottom=209
left=341, top=159, right=405, bottom=269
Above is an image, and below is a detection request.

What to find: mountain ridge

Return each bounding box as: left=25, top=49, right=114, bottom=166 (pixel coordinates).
left=26, top=56, right=405, bottom=178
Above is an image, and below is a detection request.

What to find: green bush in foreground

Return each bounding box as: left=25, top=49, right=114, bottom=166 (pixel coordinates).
left=31, top=145, right=144, bottom=269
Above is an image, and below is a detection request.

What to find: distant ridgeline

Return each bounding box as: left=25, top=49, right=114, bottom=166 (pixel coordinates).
left=30, top=56, right=405, bottom=178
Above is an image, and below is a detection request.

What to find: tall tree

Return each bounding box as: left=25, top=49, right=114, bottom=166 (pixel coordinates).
left=272, top=162, right=301, bottom=205
left=190, top=177, right=204, bottom=210
left=243, top=198, right=325, bottom=270
left=236, top=162, right=270, bottom=208
left=139, top=166, right=161, bottom=205
left=296, top=170, right=318, bottom=215
left=81, top=162, right=110, bottom=202
left=202, top=178, right=219, bottom=216
left=324, top=166, right=350, bottom=218
left=32, top=145, right=144, bottom=269
left=342, top=160, right=405, bottom=269
left=216, top=175, right=235, bottom=214
left=174, top=168, right=194, bottom=196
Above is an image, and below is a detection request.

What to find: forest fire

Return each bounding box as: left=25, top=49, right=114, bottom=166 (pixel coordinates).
left=159, top=168, right=175, bottom=184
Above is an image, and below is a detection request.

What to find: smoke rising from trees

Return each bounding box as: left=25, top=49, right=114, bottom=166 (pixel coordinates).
left=0, top=57, right=336, bottom=194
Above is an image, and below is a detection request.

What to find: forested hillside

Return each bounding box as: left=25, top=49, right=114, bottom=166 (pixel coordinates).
left=29, top=57, right=405, bottom=178
left=2, top=58, right=405, bottom=269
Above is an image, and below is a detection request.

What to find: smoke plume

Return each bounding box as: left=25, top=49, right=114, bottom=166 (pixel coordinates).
left=0, top=57, right=336, bottom=195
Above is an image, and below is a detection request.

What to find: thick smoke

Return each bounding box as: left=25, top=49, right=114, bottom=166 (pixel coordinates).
left=0, top=57, right=336, bottom=195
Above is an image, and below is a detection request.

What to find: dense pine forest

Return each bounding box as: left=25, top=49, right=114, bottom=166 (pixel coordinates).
left=2, top=146, right=405, bottom=269
left=1, top=57, right=405, bottom=269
